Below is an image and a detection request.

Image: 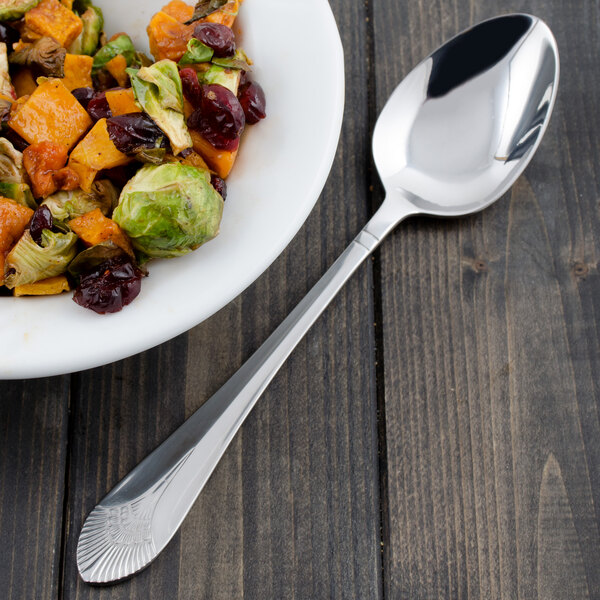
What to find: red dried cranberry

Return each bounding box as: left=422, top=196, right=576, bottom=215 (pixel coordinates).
left=29, top=205, right=53, bottom=245
left=238, top=80, right=266, bottom=124
left=106, top=113, right=169, bottom=155
left=180, top=67, right=202, bottom=108
left=72, top=87, right=96, bottom=110
left=4, top=129, right=29, bottom=152
left=187, top=84, right=244, bottom=151
left=193, top=23, right=236, bottom=57
left=210, top=174, right=227, bottom=200
left=87, top=91, right=112, bottom=121
left=73, top=256, right=144, bottom=314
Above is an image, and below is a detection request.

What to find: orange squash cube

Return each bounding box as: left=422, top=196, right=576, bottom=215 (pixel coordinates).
left=161, top=0, right=194, bottom=23
left=69, top=208, right=134, bottom=256
left=8, top=78, right=92, bottom=149
left=147, top=10, right=194, bottom=61
left=105, top=88, right=142, bottom=116
left=25, top=0, right=83, bottom=48
left=14, top=274, right=70, bottom=296
left=202, top=0, right=241, bottom=27
left=12, top=68, right=37, bottom=98
left=62, top=54, right=93, bottom=91
left=190, top=130, right=237, bottom=179
left=69, top=118, right=132, bottom=191
left=105, top=54, right=129, bottom=88
left=0, top=197, right=34, bottom=285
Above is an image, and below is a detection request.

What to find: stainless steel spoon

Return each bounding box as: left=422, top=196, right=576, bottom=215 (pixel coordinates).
left=77, top=14, right=559, bottom=584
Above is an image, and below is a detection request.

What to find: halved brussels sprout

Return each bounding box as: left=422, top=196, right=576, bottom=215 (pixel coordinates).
left=4, top=229, right=78, bottom=288
left=0, top=42, right=14, bottom=99
left=42, top=180, right=118, bottom=223
left=67, top=240, right=126, bottom=281
left=0, top=0, right=42, bottom=21
left=198, top=63, right=241, bottom=95
left=69, top=6, right=104, bottom=56
left=128, top=60, right=192, bottom=155
left=112, top=163, right=223, bottom=258
left=179, top=38, right=213, bottom=66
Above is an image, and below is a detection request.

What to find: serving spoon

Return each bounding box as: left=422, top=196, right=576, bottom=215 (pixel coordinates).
left=77, top=14, right=559, bottom=584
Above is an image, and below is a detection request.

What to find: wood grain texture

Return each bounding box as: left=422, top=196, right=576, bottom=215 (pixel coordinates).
left=373, top=1, right=600, bottom=598
left=0, top=377, right=69, bottom=600
left=58, top=0, right=382, bottom=598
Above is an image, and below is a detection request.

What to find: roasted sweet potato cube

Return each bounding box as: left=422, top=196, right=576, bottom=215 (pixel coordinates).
left=14, top=274, right=70, bottom=296
left=202, top=0, right=241, bottom=27
left=161, top=0, right=194, bottom=23
left=69, top=208, right=134, bottom=256
left=12, top=68, right=37, bottom=98
left=62, top=54, right=93, bottom=91
left=25, top=0, right=83, bottom=48
left=68, top=160, right=97, bottom=193
left=0, top=197, right=34, bottom=285
left=8, top=79, right=92, bottom=149
left=105, top=54, right=129, bottom=88
left=105, top=88, right=141, bottom=116
left=147, top=10, right=194, bottom=61
left=190, top=130, right=237, bottom=178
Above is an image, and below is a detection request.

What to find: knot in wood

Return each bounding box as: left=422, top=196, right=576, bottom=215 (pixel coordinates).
left=573, top=262, right=588, bottom=279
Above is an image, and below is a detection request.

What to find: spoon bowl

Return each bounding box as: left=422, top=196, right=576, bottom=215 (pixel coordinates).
left=373, top=14, right=559, bottom=218
left=77, top=14, right=560, bottom=584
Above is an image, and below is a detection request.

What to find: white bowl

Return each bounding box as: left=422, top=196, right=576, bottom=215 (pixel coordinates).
left=0, top=0, right=344, bottom=379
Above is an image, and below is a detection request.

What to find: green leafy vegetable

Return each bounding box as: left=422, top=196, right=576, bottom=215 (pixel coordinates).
left=184, top=0, right=228, bottom=25
left=128, top=60, right=192, bottom=155
left=112, top=163, right=223, bottom=258
left=75, top=6, right=104, bottom=56
left=179, top=38, right=213, bottom=66
left=211, top=49, right=252, bottom=72
left=0, top=42, right=13, bottom=99
left=0, top=183, right=36, bottom=209
left=92, top=34, right=135, bottom=74
left=4, top=229, right=78, bottom=288
left=198, top=63, right=241, bottom=94
left=0, top=0, right=41, bottom=21
left=0, top=138, right=26, bottom=185
left=67, top=240, right=126, bottom=281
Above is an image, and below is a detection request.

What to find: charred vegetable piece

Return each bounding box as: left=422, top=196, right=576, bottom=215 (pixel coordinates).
left=23, top=141, right=80, bottom=198
left=0, top=0, right=42, bottom=21
left=13, top=274, right=70, bottom=295
left=4, top=228, right=77, bottom=288
left=92, top=34, right=135, bottom=74
left=62, top=53, right=93, bottom=90
left=192, top=22, right=234, bottom=57
left=105, top=88, right=141, bottom=116
left=29, top=204, right=53, bottom=244
left=8, top=78, right=93, bottom=149
left=72, top=254, right=143, bottom=313
left=9, top=36, right=66, bottom=78
left=187, top=83, right=244, bottom=151
left=25, top=0, right=83, bottom=48
left=128, top=59, right=192, bottom=155
left=112, top=162, right=223, bottom=258
left=106, top=113, right=169, bottom=155
left=0, top=196, right=33, bottom=285
left=69, top=207, right=134, bottom=256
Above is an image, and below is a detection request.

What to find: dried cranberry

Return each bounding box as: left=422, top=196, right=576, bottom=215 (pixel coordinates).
left=180, top=68, right=203, bottom=108
left=210, top=174, right=227, bottom=200
left=193, top=23, right=236, bottom=58
left=72, top=87, right=96, bottom=110
left=73, top=256, right=144, bottom=314
left=106, top=113, right=169, bottom=155
left=29, top=205, right=53, bottom=245
left=4, top=129, right=29, bottom=152
left=87, top=91, right=112, bottom=121
left=187, top=84, right=244, bottom=151
left=0, top=24, right=19, bottom=50
left=238, top=80, right=266, bottom=124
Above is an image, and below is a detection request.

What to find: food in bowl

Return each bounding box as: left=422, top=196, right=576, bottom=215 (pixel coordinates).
left=0, top=0, right=265, bottom=313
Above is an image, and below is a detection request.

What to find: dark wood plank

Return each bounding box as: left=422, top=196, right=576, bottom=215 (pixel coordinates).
left=0, top=376, right=69, bottom=599
left=374, top=1, right=600, bottom=598
left=61, top=0, right=382, bottom=597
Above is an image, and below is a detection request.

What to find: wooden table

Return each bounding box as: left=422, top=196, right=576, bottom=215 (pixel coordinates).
left=2, top=1, right=599, bottom=598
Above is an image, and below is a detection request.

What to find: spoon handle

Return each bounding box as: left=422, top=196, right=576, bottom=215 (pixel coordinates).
left=77, top=201, right=410, bottom=584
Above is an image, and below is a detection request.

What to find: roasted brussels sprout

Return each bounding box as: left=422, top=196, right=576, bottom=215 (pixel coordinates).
left=198, top=63, right=241, bottom=95
left=41, top=180, right=118, bottom=223
left=128, top=59, right=192, bottom=155
left=0, top=182, right=36, bottom=209
left=4, top=229, right=78, bottom=288
left=178, top=38, right=213, bottom=66
left=92, top=34, right=135, bottom=74
left=112, top=163, right=223, bottom=258
left=69, top=6, right=104, bottom=56
left=0, top=138, right=26, bottom=184
left=0, top=0, right=42, bottom=21
left=0, top=42, right=14, bottom=99
left=9, top=36, right=66, bottom=77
